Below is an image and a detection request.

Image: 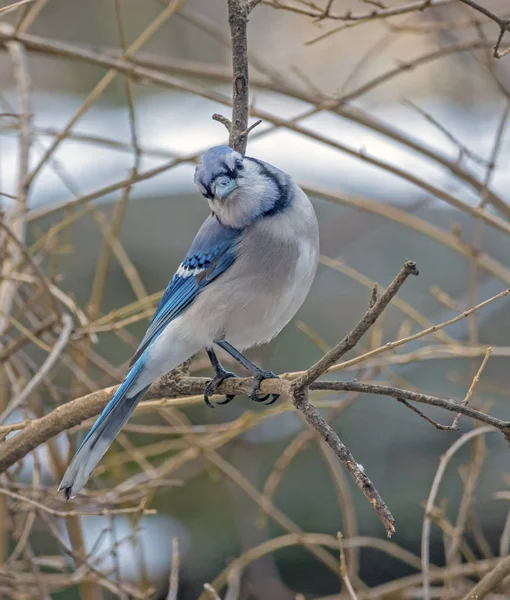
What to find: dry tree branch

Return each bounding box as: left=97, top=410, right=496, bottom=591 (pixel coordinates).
left=215, top=0, right=261, bottom=152
left=0, top=31, right=31, bottom=337
left=0, top=314, right=73, bottom=424
left=0, top=0, right=36, bottom=17
left=201, top=531, right=470, bottom=598
left=421, top=427, right=497, bottom=600
left=458, top=0, right=510, bottom=58
left=293, top=261, right=419, bottom=389
left=0, top=487, right=154, bottom=518
left=260, top=0, right=454, bottom=22
left=166, top=537, right=180, bottom=600
left=203, top=583, right=222, bottom=600
left=461, top=553, right=510, bottom=600
left=21, top=0, right=184, bottom=191
left=3, top=373, right=509, bottom=471
left=305, top=288, right=510, bottom=376
left=1, top=32, right=506, bottom=225
left=337, top=532, right=359, bottom=600
left=288, top=261, right=419, bottom=536
left=227, top=0, right=250, bottom=153
left=7, top=261, right=510, bottom=539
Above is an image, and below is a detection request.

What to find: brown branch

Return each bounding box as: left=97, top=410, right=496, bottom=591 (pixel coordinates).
left=261, top=0, right=454, bottom=21
left=167, top=537, right=180, bottom=600
left=0, top=31, right=31, bottom=338
left=422, top=427, right=497, bottom=600
left=293, top=260, right=419, bottom=390
left=0, top=33, right=505, bottom=225
left=458, top=0, right=510, bottom=58
left=293, top=386, right=395, bottom=536
left=461, top=553, right=510, bottom=600
left=395, top=398, right=460, bottom=430
left=0, top=314, right=73, bottom=423
left=2, top=375, right=509, bottom=474
left=316, top=381, right=510, bottom=433
left=226, top=0, right=254, bottom=153
left=285, top=262, right=420, bottom=538
left=212, top=112, right=232, bottom=133
left=2, top=263, right=510, bottom=537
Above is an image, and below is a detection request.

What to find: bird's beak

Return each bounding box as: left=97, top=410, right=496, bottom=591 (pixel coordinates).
left=215, top=179, right=238, bottom=200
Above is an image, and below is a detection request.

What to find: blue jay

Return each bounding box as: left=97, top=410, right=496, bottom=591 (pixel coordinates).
left=59, top=145, right=319, bottom=499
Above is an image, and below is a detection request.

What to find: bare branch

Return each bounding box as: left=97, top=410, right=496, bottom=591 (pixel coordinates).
left=166, top=538, right=180, bottom=600
left=294, top=386, right=395, bottom=536
left=293, top=260, right=419, bottom=390
left=462, top=553, right=510, bottom=599
left=227, top=0, right=249, bottom=153
left=422, top=427, right=497, bottom=600
left=458, top=0, right=510, bottom=58
left=0, top=313, right=73, bottom=424
left=212, top=112, right=232, bottom=133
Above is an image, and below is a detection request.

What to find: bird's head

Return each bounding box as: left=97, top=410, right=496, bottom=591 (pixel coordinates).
left=194, top=145, right=243, bottom=203
left=194, top=145, right=287, bottom=228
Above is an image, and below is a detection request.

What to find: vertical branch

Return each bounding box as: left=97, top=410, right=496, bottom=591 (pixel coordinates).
left=227, top=0, right=249, bottom=153
left=0, top=37, right=31, bottom=336
left=225, top=0, right=260, bottom=153
left=0, top=37, right=31, bottom=594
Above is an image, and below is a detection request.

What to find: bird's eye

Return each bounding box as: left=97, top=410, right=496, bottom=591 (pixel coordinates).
left=235, top=159, right=244, bottom=171
left=216, top=175, right=231, bottom=187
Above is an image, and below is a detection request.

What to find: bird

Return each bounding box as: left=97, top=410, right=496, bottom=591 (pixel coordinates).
left=58, top=145, right=319, bottom=499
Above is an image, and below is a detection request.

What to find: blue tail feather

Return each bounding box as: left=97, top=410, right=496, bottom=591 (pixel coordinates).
left=58, top=359, right=148, bottom=499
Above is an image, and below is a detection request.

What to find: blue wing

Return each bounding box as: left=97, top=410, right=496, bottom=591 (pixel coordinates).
left=59, top=216, right=243, bottom=499
left=130, top=216, right=242, bottom=365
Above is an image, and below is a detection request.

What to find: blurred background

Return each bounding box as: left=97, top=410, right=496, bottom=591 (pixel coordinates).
left=1, top=0, right=510, bottom=598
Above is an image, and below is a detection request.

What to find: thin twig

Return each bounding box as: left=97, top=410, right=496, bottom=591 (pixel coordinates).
left=458, top=0, right=510, bottom=58
left=293, top=260, right=419, bottom=389
left=450, top=346, right=492, bottom=430
left=292, top=386, right=395, bottom=536
left=0, top=34, right=31, bottom=338
left=203, top=583, right=222, bottom=600
left=0, top=314, right=73, bottom=423
left=422, top=427, right=496, bottom=600
left=337, top=532, right=359, bottom=600
left=166, top=537, right=180, bottom=600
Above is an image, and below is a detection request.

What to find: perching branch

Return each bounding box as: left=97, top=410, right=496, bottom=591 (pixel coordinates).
left=4, top=261, right=510, bottom=537
left=2, top=369, right=510, bottom=474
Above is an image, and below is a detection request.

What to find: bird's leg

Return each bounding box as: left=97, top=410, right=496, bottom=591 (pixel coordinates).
left=214, top=340, right=280, bottom=405
left=204, top=347, right=237, bottom=408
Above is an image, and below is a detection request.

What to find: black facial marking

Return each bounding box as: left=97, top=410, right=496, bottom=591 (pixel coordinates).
left=245, top=157, right=291, bottom=217
left=211, top=160, right=237, bottom=184
left=206, top=159, right=244, bottom=199
left=197, top=154, right=245, bottom=201
left=202, top=187, right=214, bottom=200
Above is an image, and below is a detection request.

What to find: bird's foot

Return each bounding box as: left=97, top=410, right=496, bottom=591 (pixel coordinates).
left=204, top=369, right=237, bottom=408
left=250, top=370, right=280, bottom=405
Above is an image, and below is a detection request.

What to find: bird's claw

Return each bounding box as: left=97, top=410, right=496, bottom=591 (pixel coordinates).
left=204, top=370, right=237, bottom=408
left=215, top=394, right=236, bottom=406
left=249, top=370, right=280, bottom=405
